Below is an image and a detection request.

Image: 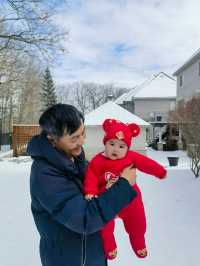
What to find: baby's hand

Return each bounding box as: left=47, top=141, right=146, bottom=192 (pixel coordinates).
left=85, top=194, right=97, bottom=200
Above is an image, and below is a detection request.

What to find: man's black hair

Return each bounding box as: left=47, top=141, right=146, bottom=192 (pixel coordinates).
left=39, top=104, right=84, bottom=137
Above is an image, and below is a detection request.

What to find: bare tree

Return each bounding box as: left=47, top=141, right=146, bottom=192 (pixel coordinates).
left=86, top=83, right=127, bottom=109
left=56, top=85, right=70, bottom=104
left=0, top=50, right=43, bottom=128
left=169, top=97, right=200, bottom=177
left=55, top=81, right=128, bottom=115
left=0, top=0, right=68, bottom=150
left=17, top=60, right=42, bottom=124
left=0, top=50, right=21, bottom=134
left=74, top=82, right=90, bottom=115
left=0, top=0, right=67, bottom=58
left=58, top=81, right=128, bottom=114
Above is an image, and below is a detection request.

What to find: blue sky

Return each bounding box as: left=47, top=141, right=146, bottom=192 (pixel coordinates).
left=54, top=0, right=200, bottom=87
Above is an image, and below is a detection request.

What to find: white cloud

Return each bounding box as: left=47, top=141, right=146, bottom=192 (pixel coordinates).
left=54, top=0, right=200, bottom=87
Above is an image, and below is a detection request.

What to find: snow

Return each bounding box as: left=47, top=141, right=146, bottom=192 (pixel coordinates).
left=114, top=91, right=130, bottom=104
left=110, top=149, right=200, bottom=266
left=85, top=101, right=150, bottom=126
left=0, top=145, right=11, bottom=153
left=0, top=160, right=40, bottom=266
left=0, top=148, right=200, bottom=266
left=115, top=72, right=176, bottom=104
left=0, top=148, right=13, bottom=159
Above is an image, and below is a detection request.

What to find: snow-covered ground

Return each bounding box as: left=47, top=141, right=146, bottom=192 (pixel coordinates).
left=0, top=148, right=199, bottom=266
left=0, top=145, right=11, bottom=153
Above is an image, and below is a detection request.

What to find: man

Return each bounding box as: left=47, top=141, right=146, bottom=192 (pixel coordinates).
left=27, top=103, right=137, bottom=266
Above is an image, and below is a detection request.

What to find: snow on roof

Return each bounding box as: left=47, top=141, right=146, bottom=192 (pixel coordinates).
left=115, top=72, right=176, bottom=104
left=173, top=48, right=200, bottom=76
left=114, top=91, right=130, bottom=104
left=85, top=101, right=150, bottom=126
left=115, top=87, right=138, bottom=104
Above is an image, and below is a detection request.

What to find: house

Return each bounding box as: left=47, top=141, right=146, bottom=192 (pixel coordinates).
left=84, top=101, right=150, bottom=159
left=115, top=72, right=177, bottom=149
left=173, top=48, right=200, bottom=102
left=173, top=48, right=200, bottom=151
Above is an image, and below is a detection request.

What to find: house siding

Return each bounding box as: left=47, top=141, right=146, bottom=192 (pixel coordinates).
left=134, top=98, right=176, bottom=122
left=176, top=59, right=200, bottom=101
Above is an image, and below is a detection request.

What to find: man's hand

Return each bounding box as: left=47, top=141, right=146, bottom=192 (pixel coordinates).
left=106, top=177, right=119, bottom=189
left=120, top=164, right=137, bottom=186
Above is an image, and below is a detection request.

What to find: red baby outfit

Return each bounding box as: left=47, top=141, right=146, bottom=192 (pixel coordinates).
left=84, top=150, right=166, bottom=258
left=83, top=119, right=167, bottom=259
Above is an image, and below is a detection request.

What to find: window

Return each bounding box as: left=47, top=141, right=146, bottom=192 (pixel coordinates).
left=156, top=116, right=162, bottom=122
left=179, top=75, right=183, bottom=87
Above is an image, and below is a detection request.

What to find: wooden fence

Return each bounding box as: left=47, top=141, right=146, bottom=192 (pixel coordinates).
left=12, top=125, right=40, bottom=156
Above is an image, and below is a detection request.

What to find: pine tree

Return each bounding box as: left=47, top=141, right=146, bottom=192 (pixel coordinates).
left=41, top=67, right=57, bottom=111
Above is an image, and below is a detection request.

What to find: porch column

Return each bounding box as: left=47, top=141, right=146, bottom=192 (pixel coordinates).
left=178, top=127, right=183, bottom=150
left=157, top=127, right=163, bottom=151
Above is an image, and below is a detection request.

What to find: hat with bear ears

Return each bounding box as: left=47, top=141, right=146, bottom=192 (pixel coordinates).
left=102, top=118, right=140, bottom=148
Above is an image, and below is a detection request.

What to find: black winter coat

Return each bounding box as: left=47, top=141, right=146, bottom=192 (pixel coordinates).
left=27, top=134, right=137, bottom=266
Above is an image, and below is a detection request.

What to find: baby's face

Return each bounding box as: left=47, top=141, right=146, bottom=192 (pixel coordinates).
left=105, top=139, right=128, bottom=160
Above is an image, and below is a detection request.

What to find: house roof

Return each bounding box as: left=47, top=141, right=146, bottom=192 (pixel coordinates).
left=85, top=101, right=150, bottom=126
left=115, top=72, right=176, bottom=104
left=173, top=48, right=200, bottom=76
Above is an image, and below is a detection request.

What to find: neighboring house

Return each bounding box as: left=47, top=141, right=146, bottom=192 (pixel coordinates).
left=115, top=72, right=177, bottom=149
left=84, top=101, right=150, bottom=159
left=172, top=49, right=200, bottom=151
left=173, top=48, right=200, bottom=102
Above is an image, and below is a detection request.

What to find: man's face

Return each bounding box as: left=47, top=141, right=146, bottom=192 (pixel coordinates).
left=48, top=122, right=86, bottom=159
left=105, top=138, right=128, bottom=160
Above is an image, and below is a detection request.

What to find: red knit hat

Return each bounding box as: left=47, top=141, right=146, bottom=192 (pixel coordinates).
left=102, top=119, right=140, bottom=148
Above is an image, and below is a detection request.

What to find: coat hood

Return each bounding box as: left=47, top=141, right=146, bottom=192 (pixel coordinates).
left=27, top=134, right=87, bottom=177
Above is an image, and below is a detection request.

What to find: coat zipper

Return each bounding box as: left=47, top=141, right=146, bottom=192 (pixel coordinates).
left=81, top=233, right=87, bottom=266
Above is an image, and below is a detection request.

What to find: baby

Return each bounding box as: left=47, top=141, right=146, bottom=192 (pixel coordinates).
left=84, top=119, right=167, bottom=260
